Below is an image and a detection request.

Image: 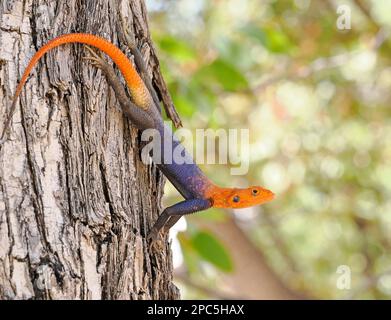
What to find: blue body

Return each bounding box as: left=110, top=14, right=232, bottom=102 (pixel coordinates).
left=153, top=122, right=211, bottom=200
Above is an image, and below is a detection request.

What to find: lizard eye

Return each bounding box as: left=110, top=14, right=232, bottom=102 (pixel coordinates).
left=252, top=189, right=259, bottom=196
left=233, top=195, right=240, bottom=203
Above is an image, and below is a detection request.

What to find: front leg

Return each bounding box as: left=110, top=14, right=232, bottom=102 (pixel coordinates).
left=148, top=198, right=212, bottom=242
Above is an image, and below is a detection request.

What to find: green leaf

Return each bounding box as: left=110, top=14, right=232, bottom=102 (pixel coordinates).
left=173, top=94, right=196, bottom=117
left=195, top=58, right=249, bottom=92
left=241, top=24, right=293, bottom=53
left=191, top=230, right=233, bottom=272
left=178, top=233, right=199, bottom=274
left=157, top=35, right=196, bottom=62
left=241, top=24, right=268, bottom=46
left=196, top=208, right=227, bottom=222
left=266, top=28, right=292, bottom=53
left=186, top=81, right=218, bottom=114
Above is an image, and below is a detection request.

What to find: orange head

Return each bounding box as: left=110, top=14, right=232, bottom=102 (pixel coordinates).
left=209, top=186, right=275, bottom=209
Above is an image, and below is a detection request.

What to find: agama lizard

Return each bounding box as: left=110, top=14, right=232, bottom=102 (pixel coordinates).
left=0, top=34, right=275, bottom=241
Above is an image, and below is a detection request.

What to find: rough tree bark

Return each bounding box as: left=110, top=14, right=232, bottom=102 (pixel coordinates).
left=0, top=0, right=179, bottom=299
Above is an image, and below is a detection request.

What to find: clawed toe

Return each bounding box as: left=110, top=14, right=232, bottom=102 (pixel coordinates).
left=82, top=46, right=105, bottom=69
left=147, top=229, right=158, bottom=243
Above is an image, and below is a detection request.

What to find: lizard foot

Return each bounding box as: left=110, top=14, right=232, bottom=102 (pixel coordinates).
left=147, top=228, right=160, bottom=243
left=82, top=45, right=107, bottom=71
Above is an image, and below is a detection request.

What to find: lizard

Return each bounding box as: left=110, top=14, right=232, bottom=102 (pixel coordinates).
left=0, top=33, right=275, bottom=241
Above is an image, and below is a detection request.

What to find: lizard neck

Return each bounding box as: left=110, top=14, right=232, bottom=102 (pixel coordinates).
left=204, top=185, right=233, bottom=208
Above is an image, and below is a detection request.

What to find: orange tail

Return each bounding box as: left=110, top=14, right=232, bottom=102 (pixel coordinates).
left=1, top=33, right=152, bottom=142
left=14, top=33, right=150, bottom=108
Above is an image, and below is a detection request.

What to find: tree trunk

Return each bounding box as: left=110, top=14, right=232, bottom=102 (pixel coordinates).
left=0, top=0, right=179, bottom=300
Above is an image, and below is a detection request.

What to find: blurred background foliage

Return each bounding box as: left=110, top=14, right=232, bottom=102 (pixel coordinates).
left=146, top=0, right=391, bottom=299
